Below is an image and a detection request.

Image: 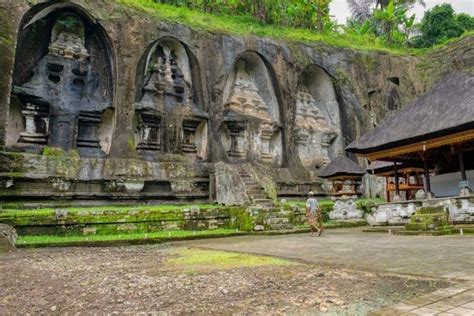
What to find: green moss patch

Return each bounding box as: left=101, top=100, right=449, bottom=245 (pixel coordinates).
left=166, top=247, right=297, bottom=274
left=16, top=229, right=243, bottom=248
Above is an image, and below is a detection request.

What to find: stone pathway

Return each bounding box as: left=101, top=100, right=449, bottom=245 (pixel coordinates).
left=179, top=228, right=474, bottom=315
left=374, top=283, right=474, bottom=315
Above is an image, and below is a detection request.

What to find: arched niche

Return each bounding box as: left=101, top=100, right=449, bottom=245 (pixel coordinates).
left=134, top=37, right=207, bottom=160
left=7, top=3, right=115, bottom=157
left=295, top=65, right=343, bottom=170
left=221, top=52, right=283, bottom=165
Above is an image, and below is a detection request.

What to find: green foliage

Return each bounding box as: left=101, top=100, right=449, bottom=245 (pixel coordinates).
left=230, top=209, right=255, bottom=231
left=119, top=0, right=417, bottom=54
left=456, top=13, right=474, bottom=32
left=155, top=0, right=333, bottom=32
left=355, top=197, right=383, bottom=215
left=410, top=4, right=466, bottom=48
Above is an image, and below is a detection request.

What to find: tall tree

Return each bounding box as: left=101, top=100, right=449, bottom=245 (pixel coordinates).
left=411, top=3, right=464, bottom=47
left=348, top=0, right=424, bottom=22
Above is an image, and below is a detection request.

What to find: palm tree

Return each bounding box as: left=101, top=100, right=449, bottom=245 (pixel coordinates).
left=348, top=0, right=424, bottom=22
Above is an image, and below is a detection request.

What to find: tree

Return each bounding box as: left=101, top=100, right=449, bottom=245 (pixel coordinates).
left=347, top=0, right=424, bottom=23
left=372, top=0, right=410, bottom=45
left=411, top=4, right=464, bottom=48
left=456, top=13, right=474, bottom=32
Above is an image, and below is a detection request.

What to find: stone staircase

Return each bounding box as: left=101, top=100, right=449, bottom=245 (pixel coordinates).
left=236, top=165, right=274, bottom=209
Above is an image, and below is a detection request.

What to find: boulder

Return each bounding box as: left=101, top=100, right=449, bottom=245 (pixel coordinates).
left=0, top=224, right=17, bottom=252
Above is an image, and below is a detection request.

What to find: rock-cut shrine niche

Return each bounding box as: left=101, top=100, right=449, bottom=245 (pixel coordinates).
left=8, top=8, right=115, bottom=157
left=221, top=53, right=283, bottom=165
left=295, top=66, right=343, bottom=170
left=134, top=38, right=207, bottom=160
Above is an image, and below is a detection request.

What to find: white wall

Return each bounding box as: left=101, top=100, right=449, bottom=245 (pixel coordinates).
left=430, top=169, right=474, bottom=197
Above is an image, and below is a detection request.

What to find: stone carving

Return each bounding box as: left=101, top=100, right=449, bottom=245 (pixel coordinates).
left=366, top=202, right=417, bottom=226
left=225, top=60, right=273, bottom=122
left=135, top=42, right=207, bottom=157
left=18, top=103, right=49, bottom=145
left=435, top=198, right=474, bottom=223
left=0, top=224, right=17, bottom=252
left=329, top=199, right=364, bottom=220
left=223, top=60, right=281, bottom=162
left=367, top=196, right=474, bottom=226
left=295, top=85, right=339, bottom=168
left=12, top=13, right=112, bottom=156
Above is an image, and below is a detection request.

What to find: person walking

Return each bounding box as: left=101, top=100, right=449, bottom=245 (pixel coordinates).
left=306, top=191, right=323, bottom=236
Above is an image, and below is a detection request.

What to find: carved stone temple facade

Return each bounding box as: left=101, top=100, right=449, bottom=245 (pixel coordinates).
left=0, top=0, right=436, bottom=205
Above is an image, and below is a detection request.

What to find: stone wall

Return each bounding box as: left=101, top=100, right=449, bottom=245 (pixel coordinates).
left=0, top=0, right=436, bottom=203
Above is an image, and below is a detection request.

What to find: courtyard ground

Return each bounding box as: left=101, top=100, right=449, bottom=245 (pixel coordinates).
left=0, top=227, right=472, bottom=315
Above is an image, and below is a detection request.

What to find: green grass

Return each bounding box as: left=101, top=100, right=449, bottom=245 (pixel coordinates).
left=117, top=1, right=474, bottom=56
left=0, top=203, right=221, bottom=217
left=167, top=247, right=296, bottom=273
left=16, top=229, right=239, bottom=246
left=118, top=0, right=416, bottom=55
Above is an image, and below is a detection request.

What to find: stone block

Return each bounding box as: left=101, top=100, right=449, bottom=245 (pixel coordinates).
left=0, top=224, right=17, bottom=252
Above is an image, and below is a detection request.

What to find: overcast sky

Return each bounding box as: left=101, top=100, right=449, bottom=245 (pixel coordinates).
left=330, top=0, right=474, bottom=24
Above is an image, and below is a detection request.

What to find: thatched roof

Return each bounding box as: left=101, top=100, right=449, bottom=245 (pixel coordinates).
left=346, top=72, right=474, bottom=154
left=319, top=156, right=365, bottom=179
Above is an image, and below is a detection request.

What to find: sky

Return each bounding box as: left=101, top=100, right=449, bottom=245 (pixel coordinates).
left=330, top=0, right=474, bottom=24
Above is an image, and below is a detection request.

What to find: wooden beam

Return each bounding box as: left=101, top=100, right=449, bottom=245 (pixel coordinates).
left=394, top=161, right=400, bottom=196
left=422, top=153, right=431, bottom=193
left=361, top=129, right=474, bottom=161
left=458, top=150, right=467, bottom=182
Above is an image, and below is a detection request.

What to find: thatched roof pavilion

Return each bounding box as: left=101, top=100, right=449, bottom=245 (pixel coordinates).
left=346, top=72, right=474, bottom=161
left=347, top=72, right=474, bottom=196
left=319, top=156, right=365, bottom=197
left=319, top=156, right=365, bottom=180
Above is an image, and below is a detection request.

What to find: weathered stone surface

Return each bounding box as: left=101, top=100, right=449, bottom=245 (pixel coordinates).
left=0, top=0, right=471, bottom=203
left=0, top=224, right=17, bottom=252
left=214, top=162, right=250, bottom=206
left=329, top=198, right=363, bottom=220
left=367, top=196, right=474, bottom=225
left=366, top=202, right=417, bottom=226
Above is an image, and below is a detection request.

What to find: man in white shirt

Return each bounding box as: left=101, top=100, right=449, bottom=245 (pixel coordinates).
left=306, top=191, right=322, bottom=236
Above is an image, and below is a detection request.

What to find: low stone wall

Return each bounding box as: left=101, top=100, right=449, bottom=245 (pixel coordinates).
left=367, top=196, right=474, bottom=226
left=0, top=152, right=210, bottom=202
left=0, top=204, right=311, bottom=236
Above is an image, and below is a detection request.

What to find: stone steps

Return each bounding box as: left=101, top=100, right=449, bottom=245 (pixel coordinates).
left=235, top=165, right=274, bottom=209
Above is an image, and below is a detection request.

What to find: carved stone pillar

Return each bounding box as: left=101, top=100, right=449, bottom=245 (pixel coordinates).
left=295, top=130, right=309, bottom=147
left=260, top=124, right=274, bottom=160
left=19, top=103, right=49, bottom=145
left=77, top=111, right=101, bottom=149
left=182, top=119, right=201, bottom=154
left=136, top=112, right=161, bottom=151
left=226, top=121, right=247, bottom=158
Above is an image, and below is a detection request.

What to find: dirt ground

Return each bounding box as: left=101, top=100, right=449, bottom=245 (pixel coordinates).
left=0, top=245, right=447, bottom=315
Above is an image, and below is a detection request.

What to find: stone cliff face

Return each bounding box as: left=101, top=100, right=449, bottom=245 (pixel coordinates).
left=0, top=0, right=467, bottom=204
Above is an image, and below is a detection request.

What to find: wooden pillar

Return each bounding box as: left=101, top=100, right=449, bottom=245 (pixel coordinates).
left=458, top=150, right=467, bottom=182
left=386, top=176, right=390, bottom=202
left=423, top=158, right=431, bottom=193
left=394, top=161, right=400, bottom=196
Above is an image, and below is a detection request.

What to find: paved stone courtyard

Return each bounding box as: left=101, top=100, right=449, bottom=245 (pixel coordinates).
left=181, top=228, right=474, bottom=280
left=182, top=228, right=474, bottom=315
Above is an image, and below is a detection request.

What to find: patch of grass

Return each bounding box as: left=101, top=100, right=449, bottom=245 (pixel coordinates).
left=16, top=229, right=239, bottom=246
left=1, top=203, right=222, bottom=216
left=166, top=247, right=296, bottom=273
left=118, top=0, right=419, bottom=55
